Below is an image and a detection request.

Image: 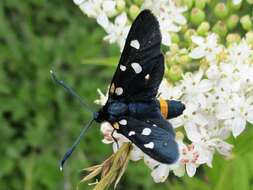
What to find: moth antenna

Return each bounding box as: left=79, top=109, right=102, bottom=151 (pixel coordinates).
left=50, top=70, right=93, bottom=114
left=60, top=119, right=94, bottom=171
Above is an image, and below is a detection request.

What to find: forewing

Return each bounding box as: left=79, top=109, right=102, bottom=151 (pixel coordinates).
left=109, top=10, right=164, bottom=102
left=116, top=117, right=179, bottom=164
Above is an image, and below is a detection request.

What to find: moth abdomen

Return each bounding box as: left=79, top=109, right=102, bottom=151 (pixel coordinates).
left=159, top=99, right=185, bottom=119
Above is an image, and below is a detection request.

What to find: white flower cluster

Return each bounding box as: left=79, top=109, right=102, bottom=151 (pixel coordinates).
left=73, top=0, right=186, bottom=49
left=74, top=0, right=253, bottom=184
left=95, top=34, right=253, bottom=182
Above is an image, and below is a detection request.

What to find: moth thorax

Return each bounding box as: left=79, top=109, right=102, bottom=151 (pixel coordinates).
left=107, top=102, right=128, bottom=117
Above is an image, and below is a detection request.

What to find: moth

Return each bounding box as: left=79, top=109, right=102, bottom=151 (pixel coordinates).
left=52, top=9, right=185, bottom=170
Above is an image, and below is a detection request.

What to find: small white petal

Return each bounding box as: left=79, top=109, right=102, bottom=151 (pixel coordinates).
left=115, top=12, right=127, bottom=26
left=232, top=117, right=246, bottom=137
left=131, top=62, right=142, bottom=74
left=102, top=1, right=116, bottom=12
left=186, top=163, right=197, bottom=177
left=161, top=32, right=171, bottom=46
left=120, top=65, right=126, bottom=71
left=191, top=36, right=204, bottom=45
left=151, top=164, right=170, bottom=183
left=130, top=145, right=143, bottom=161
left=102, top=139, right=114, bottom=144
left=130, top=40, right=140, bottom=49
left=119, top=119, right=127, bottom=125
left=73, top=0, right=85, bottom=5
left=96, top=13, right=109, bottom=29
left=142, top=128, right=152, bottom=136
left=128, top=131, right=136, bottom=136
left=115, top=87, right=123, bottom=95
left=189, top=47, right=205, bottom=59
left=144, top=142, right=154, bottom=149
left=144, top=154, right=160, bottom=169
left=232, top=0, right=242, bottom=5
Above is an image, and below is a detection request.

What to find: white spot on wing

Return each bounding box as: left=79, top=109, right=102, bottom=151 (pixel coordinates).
left=130, top=40, right=140, bottom=49
left=144, top=142, right=154, bottom=149
left=152, top=124, right=157, bottom=127
left=142, top=128, right=151, bottom=136
left=120, top=65, right=126, bottom=71
left=131, top=63, right=142, bottom=74
left=115, top=87, right=123, bottom=95
left=128, top=131, right=136, bottom=136
left=119, top=119, right=127, bottom=125
left=145, top=74, right=150, bottom=80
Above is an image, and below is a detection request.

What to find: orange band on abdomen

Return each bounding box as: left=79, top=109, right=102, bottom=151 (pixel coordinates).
left=159, top=99, right=168, bottom=119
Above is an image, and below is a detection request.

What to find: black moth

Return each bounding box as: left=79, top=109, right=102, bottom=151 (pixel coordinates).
left=54, top=9, right=185, bottom=170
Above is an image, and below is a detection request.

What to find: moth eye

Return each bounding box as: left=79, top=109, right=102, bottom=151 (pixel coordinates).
left=142, top=128, right=151, bottom=136
left=128, top=131, right=136, bottom=136
left=115, top=87, right=123, bottom=95
left=131, top=62, right=142, bottom=74
left=130, top=40, right=140, bottom=49
left=144, top=142, right=154, bottom=149
left=120, top=65, right=126, bottom=71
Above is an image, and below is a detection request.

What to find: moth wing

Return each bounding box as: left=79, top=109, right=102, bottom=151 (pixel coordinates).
left=109, top=10, right=164, bottom=102
left=116, top=116, right=179, bottom=164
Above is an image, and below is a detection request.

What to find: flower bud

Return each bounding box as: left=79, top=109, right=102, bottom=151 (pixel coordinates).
left=116, top=0, right=126, bottom=12
left=179, top=55, right=191, bottom=66
left=170, top=44, right=180, bottom=54
left=246, top=31, right=253, bottom=44
left=197, top=21, right=210, bottom=36
left=195, top=0, right=206, bottom=9
left=226, top=33, right=241, bottom=46
left=226, top=14, right=239, bottom=30
left=171, top=33, right=180, bottom=44
left=184, top=29, right=196, bottom=44
left=167, top=65, right=183, bottom=82
left=228, top=1, right=242, bottom=11
left=184, top=61, right=199, bottom=72
left=182, top=0, right=193, bottom=9
left=199, top=59, right=209, bottom=71
left=240, top=15, right=252, bottom=31
left=133, top=0, right=144, bottom=6
left=190, top=8, right=205, bottom=26
left=214, top=3, right=229, bottom=19
left=212, top=21, right=228, bottom=38
left=129, top=5, right=140, bottom=20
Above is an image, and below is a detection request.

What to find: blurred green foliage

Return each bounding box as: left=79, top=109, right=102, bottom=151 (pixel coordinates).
left=1, top=0, right=253, bottom=190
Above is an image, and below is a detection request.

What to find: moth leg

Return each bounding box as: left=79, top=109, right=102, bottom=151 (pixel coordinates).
left=111, top=129, right=119, bottom=150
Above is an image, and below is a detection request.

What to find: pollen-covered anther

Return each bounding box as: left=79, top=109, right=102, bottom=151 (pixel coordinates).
left=130, top=39, right=140, bottom=49
left=115, top=87, right=123, bottom=95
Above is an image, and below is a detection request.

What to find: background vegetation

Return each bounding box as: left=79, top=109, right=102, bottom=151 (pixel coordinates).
left=1, top=0, right=253, bottom=189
